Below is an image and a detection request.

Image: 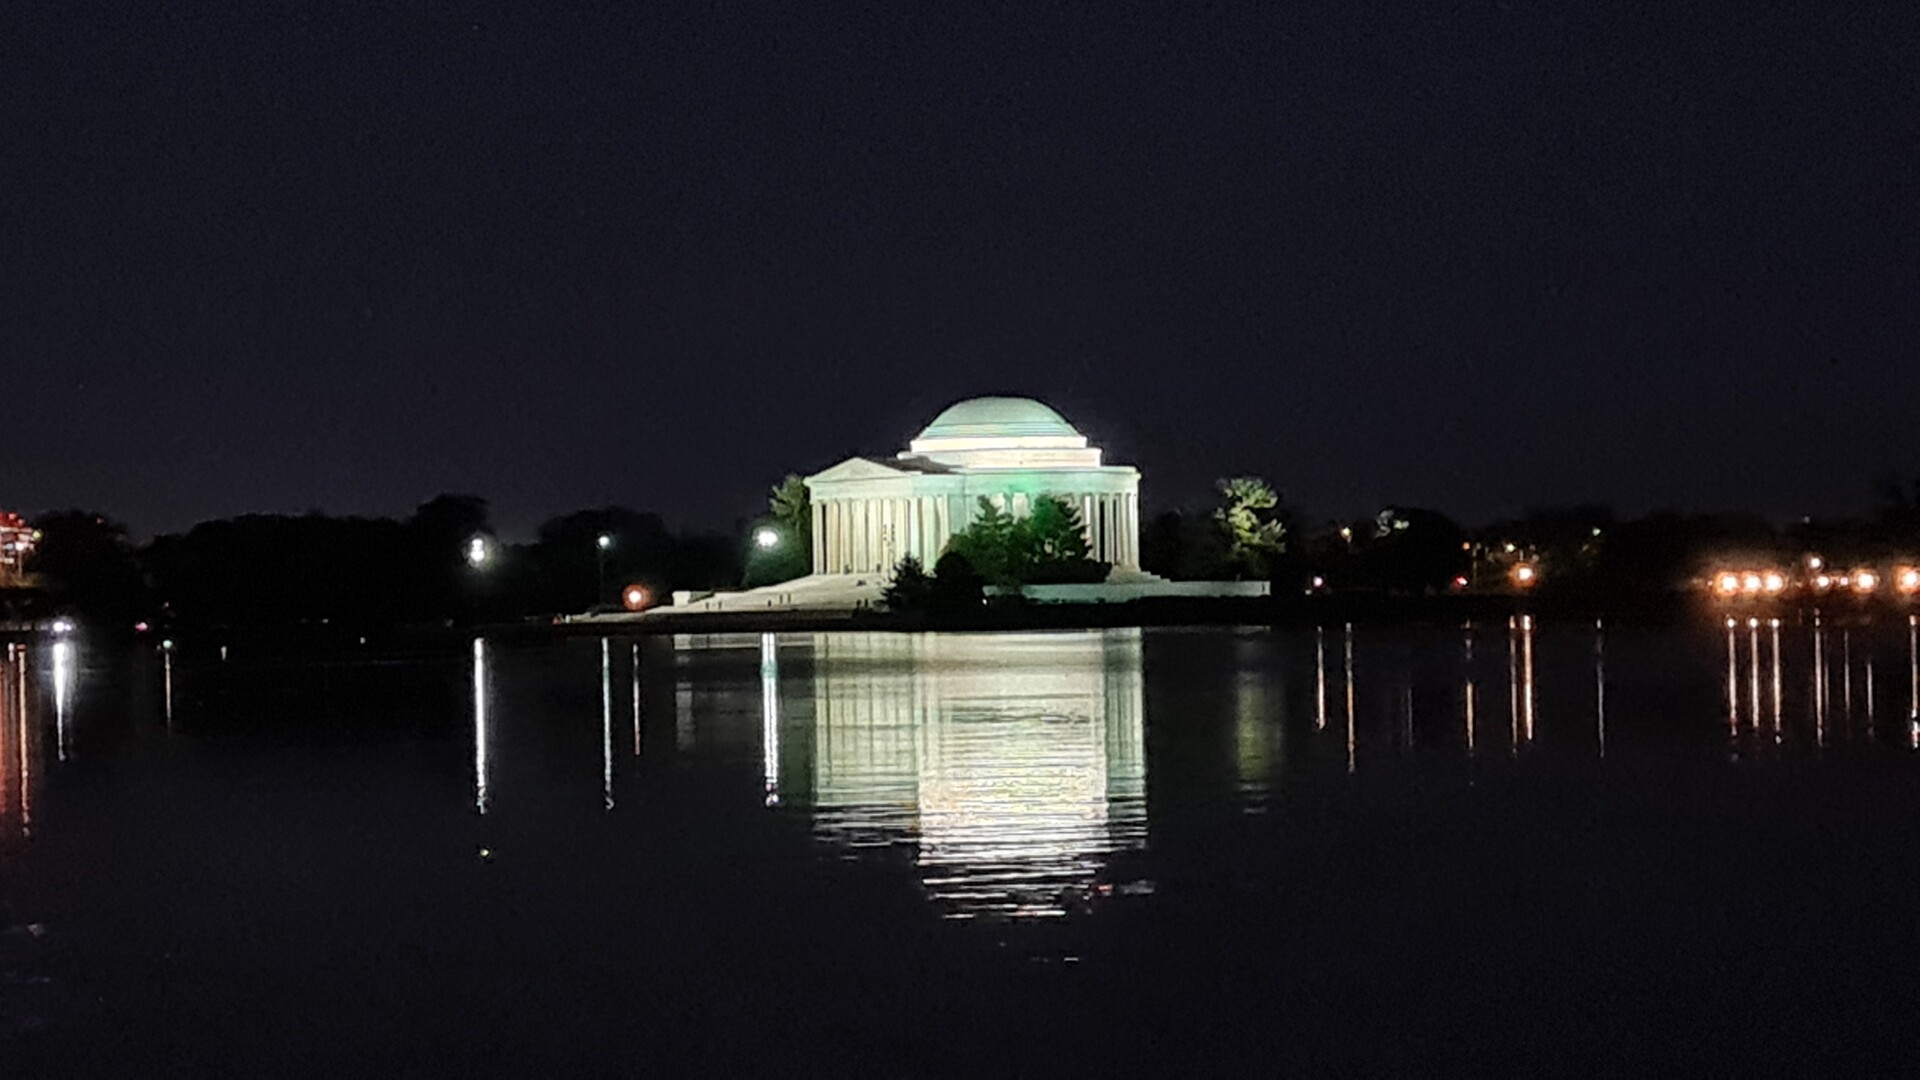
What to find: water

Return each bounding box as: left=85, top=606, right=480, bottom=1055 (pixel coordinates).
left=4, top=620, right=1920, bottom=1073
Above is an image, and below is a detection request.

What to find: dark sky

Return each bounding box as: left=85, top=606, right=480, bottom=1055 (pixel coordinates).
left=8, top=2, right=1917, bottom=538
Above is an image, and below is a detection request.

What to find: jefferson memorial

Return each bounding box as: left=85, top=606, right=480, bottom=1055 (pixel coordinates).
left=804, top=396, right=1141, bottom=575
left=629, top=395, right=1268, bottom=615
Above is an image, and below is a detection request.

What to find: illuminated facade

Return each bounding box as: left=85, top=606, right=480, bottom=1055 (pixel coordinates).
left=804, top=397, right=1141, bottom=575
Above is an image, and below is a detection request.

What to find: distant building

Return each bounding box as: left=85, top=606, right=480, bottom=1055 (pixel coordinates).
left=0, top=513, right=36, bottom=586
left=804, top=396, right=1142, bottom=574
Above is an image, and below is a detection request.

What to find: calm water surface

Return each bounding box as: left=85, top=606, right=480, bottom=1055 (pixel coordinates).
left=4, top=620, right=1920, bottom=1073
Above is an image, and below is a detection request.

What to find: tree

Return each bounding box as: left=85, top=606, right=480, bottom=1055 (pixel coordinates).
left=534, top=507, right=671, bottom=609
left=745, top=475, right=813, bottom=587
left=930, top=551, right=987, bottom=609
left=945, top=498, right=1021, bottom=586
left=1017, top=496, right=1109, bottom=584
left=882, top=555, right=935, bottom=611
left=1355, top=506, right=1467, bottom=593
left=769, top=475, right=812, bottom=544
left=30, top=510, right=148, bottom=622
left=1213, top=477, right=1289, bottom=579
left=943, top=495, right=1109, bottom=588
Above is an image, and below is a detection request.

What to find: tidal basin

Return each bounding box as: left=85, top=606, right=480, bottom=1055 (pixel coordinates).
left=6, top=621, right=1920, bottom=1073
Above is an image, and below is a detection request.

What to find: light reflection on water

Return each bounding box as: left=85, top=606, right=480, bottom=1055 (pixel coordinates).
left=2, top=638, right=83, bottom=845
left=761, top=630, right=1148, bottom=920
left=15, top=618, right=1920, bottom=925
left=1, top=644, right=36, bottom=842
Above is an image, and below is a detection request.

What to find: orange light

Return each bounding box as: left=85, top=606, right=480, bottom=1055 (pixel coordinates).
left=1813, top=574, right=1833, bottom=591
left=621, top=584, right=651, bottom=611
left=1511, top=563, right=1537, bottom=587
left=1762, top=571, right=1786, bottom=595
left=1897, top=567, right=1920, bottom=595
left=1852, top=570, right=1878, bottom=594
left=1741, top=572, right=1762, bottom=595
left=1715, top=572, right=1741, bottom=596
left=1806, top=555, right=1824, bottom=571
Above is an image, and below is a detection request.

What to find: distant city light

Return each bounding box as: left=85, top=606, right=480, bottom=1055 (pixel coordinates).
left=1806, top=555, right=1824, bottom=571
left=596, top=533, right=614, bottom=551
left=1452, top=575, right=1468, bottom=589
left=622, top=584, right=651, bottom=611
left=1715, top=572, right=1741, bottom=596
left=1762, top=571, right=1786, bottom=595
left=1511, top=563, right=1537, bottom=587
left=1898, top=567, right=1920, bottom=595
left=754, top=528, right=781, bottom=550
left=1813, top=574, right=1834, bottom=592
left=50, top=617, right=75, bottom=635
left=1854, top=570, right=1879, bottom=594
left=1741, top=572, right=1762, bottom=595
left=465, top=535, right=492, bottom=567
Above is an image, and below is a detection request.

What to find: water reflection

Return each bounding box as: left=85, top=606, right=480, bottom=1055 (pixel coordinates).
left=1813, top=616, right=1828, bottom=745
left=52, top=639, right=73, bottom=762
left=760, top=633, right=779, bottom=807
left=1594, top=619, right=1606, bottom=759
left=1343, top=623, right=1355, bottom=773
left=1, top=644, right=34, bottom=840
left=162, top=642, right=175, bottom=727
left=1508, top=615, right=1535, bottom=752
left=600, top=638, right=614, bottom=810
left=684, top=630, right=1149, bottom=920
left=471, top=637, right=490, bottom=814
left=1463, top=624, right=1478, bottom=756
left=1909, top=615, right=1919, bottom=750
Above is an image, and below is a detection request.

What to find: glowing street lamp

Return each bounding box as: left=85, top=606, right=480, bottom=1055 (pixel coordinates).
left=1897, top=567, right=1920, bottom=596
left=465, top=535, right=492, bottom=568
left=754, top=527, right=781, bottom=551
left=1511, top=563, right=1538, bottom=589
left=595, top=533, right=614, bottom=604
left=1853, top=569, right=1879, bottom=594
left=622, top=584, right=651, bottom=612
left=1715, top=572, right=1741, bottom=597
left=1762, top=571, right=1786, bottom=595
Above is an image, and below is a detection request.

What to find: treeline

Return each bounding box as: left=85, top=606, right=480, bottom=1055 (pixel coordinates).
left=1142, top=485, right=1920, bottom=598
left=10, top=495, right=743, bottom=630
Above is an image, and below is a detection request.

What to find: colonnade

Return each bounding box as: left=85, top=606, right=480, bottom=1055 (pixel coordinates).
left=812, top=491, right=1138, bottom=575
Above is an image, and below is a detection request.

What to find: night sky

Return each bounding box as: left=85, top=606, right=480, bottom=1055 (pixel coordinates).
left=9, top=3, right=1916, bottom=538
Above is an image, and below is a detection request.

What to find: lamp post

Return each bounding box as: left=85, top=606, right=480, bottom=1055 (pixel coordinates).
left=596, top=533, right=613, bottom=606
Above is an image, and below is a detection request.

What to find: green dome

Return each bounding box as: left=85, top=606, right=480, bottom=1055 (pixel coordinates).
left=914, top=397, right=1082, bottom=443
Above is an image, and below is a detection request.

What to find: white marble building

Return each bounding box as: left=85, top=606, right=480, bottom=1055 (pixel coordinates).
left=804, top=397, right=1141, bottom=575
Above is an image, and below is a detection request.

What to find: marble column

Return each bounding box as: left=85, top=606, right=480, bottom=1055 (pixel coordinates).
left=812, top=502, right=824, bottom=573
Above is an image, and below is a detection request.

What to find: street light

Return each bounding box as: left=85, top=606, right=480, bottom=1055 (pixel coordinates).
left=754, top=527, right=781, bottom=550
left=595, top=533, right=614, bottom=605
left=465, top=535, right=492, bottom=568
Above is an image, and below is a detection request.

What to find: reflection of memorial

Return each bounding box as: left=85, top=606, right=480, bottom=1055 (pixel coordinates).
left=799, top=630, right=1147, bottom=919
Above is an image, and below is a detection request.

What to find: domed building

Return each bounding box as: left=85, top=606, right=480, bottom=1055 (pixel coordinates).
left=804, top=397, right=1142, bottom=576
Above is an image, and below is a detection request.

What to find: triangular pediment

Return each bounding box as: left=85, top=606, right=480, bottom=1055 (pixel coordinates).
left=804, top=457, right=915, bottom=484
